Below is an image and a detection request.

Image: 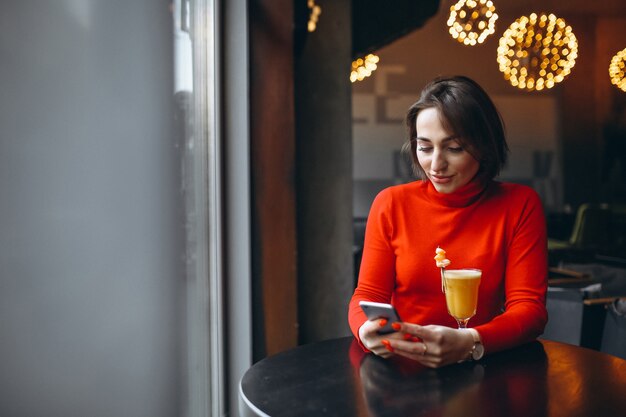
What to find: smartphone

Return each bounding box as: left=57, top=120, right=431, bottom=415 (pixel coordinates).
left=359, top=301, right=402, bottom=334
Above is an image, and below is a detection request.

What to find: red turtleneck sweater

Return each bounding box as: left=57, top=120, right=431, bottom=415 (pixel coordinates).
left=348, top=179, right=548, bottom=354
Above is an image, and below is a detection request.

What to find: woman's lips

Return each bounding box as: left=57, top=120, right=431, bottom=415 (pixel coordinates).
left=430, top=175, right=452, bottom=184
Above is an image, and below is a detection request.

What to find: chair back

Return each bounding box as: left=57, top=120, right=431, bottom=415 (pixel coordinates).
left=568, top=204, right=608, bottom=248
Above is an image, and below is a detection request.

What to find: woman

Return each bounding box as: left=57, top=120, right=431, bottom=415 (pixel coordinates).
left=348, top=75, right=548, bottom=368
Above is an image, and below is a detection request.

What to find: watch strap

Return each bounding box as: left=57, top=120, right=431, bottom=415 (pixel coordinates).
left=466, top=328, right=484, bottom=360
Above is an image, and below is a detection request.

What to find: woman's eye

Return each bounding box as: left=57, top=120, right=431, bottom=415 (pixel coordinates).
left=448, top=147, right=463, bottom=153
left=417, top=147, right=433, bottom=153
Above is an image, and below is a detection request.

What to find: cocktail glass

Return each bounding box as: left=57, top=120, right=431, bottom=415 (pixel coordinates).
left=442, top=269, right=482, bottom=329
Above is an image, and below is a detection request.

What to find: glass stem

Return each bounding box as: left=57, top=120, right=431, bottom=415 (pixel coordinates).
left=457, top=319, right=469, bottom=329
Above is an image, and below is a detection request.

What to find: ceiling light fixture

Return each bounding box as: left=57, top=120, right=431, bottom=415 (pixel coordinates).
left=609, top=48, right=626, bottom=92
left=307, top=0, right=321, bottom=32
left=350, top=54, right=380, bottom=83
left=497, top=13, right=578, bottom=91
left=447, top=0, right=498, bottom=46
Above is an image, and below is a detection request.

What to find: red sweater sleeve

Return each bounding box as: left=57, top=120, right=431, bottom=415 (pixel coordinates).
left=348, top=189, right=396, bottom=345
left=474, top=190, right=548, bottom=353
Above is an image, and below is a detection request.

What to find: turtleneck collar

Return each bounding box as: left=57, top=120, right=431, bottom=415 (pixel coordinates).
left=423, top=177, right=490, bottom=208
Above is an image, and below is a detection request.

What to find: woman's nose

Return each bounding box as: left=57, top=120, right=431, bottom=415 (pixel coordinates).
left=430, top=149, right=447, bottom=172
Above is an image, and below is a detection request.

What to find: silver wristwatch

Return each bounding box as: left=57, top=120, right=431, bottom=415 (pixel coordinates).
left=469, top=330, right=484, bottom=360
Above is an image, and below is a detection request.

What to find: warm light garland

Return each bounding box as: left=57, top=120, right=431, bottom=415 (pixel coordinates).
left=447, top=0, right=498, bottom=46
left=497, top=13, right=578, bottom=91
left=307, top=0, right=321, bottom=32
left=350, top=54, right=380, bottom=83
left=609, top=48, right=626, bottom=92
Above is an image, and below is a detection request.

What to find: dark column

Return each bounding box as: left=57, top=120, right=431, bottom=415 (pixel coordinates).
left=295, top=0, right=354, bottom=343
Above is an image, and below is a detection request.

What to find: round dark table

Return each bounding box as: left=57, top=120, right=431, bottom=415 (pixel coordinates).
left=239, top=337, right=626, bottom=417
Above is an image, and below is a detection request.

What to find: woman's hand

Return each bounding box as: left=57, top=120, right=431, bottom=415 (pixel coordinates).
left=382, top=322, right=476, bottom=367
left=358, top=319, right=405, bottom=358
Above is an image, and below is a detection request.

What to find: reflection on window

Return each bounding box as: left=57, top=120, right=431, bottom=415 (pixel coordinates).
left=173, top=0, right=222, bottom=416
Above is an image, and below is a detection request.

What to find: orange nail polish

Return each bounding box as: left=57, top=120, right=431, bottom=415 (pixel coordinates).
left=381, top=340, right=393, bottom=352
left=391, top=322, right=401, bottom=331
left=378, top=318, right=388, bottom=327
left=403, top=333, right=413, bottom=341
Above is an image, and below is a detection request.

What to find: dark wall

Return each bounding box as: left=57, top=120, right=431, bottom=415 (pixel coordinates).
left=295, top=0, right=354, bottom=344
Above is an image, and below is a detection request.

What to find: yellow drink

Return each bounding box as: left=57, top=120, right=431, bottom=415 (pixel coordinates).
left=443, top=269, right=482, bottom=323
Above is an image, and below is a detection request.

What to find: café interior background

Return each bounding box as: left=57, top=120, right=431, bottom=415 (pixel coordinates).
left=1, top=1, right=625, bottom=417
left=352, top=1, right=626, bottom=219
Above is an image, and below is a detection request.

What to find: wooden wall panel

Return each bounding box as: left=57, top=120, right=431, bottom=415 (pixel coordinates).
left=249, top=0, right=298, bottom=359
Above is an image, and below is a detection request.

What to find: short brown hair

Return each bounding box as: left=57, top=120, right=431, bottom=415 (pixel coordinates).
left=404, top=75, right=508, bottom=180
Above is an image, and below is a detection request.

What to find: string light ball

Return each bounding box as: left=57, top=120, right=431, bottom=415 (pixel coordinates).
left=447, top=0, right=498, bottom=46
left=307, top=0, right=321, bottom=32
left=497, top=13, right=578, bottom=91
left=609, top=48, right=626, bottom=92
left=350, top=54, right=380, bottom=83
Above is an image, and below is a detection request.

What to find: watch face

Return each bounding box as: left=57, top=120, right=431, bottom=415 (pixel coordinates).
left=472, top=343, right=485, bottom=360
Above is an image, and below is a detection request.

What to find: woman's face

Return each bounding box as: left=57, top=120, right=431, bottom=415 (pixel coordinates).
left=415, top=107, right=480, bottom=194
